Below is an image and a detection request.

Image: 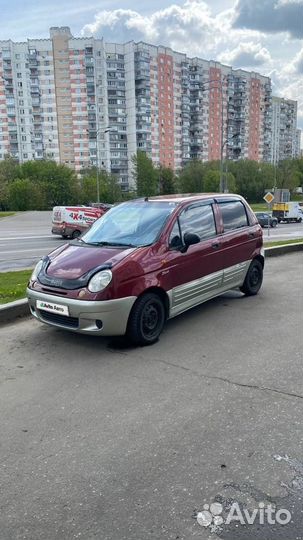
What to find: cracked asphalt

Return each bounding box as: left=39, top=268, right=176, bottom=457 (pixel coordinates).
left=0, top=253, right=302, bottom=540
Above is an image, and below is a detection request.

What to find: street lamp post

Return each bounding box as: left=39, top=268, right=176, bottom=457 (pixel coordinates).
left=89, top=126, right=112, bottom=203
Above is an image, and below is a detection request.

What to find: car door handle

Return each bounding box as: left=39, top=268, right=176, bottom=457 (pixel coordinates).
left=248, top=232, right=255, bottom=238
left=211, top=241, right=221, bottom=249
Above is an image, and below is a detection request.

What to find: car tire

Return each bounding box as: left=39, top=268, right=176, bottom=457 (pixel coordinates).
left=271, top=220, right=277, bottom=228
left=240, top=259, right=263, bottom=296
left=127, top=292, right=166, bottom=346
left=297, top=218, right=302, bottom=223
left=72, top=230, right=81, bottom=239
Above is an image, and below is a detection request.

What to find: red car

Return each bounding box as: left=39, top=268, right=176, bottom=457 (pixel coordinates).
left=27, top=194, right=264, bottom=345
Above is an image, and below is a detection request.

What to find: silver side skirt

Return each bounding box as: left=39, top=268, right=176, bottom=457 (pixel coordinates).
left=167, top=260, right=251, bottom=318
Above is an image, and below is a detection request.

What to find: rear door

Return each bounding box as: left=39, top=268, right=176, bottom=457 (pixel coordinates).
left=216, top=199, right=260, bottom=289
left=160, top=201, right=225, bottom=317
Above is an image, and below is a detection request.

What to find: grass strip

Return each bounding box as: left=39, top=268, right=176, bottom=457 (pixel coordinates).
left=0, top=212, right=15, bottom=218
left=0, top=269, right=32, bottom=304
left=265, top=238, right=303, bottom=248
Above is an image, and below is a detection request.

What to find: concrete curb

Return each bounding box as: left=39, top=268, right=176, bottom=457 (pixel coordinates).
left=264, top=242, right=303, bottom=257
left=0, top=298, right=30, bottom=325
left=0, top=243, right=302, bottom=325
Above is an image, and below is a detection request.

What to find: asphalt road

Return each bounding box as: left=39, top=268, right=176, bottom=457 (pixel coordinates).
left=260, top=221, right=303, bottom=242
left=0, top=211, right=303, bottom=271
left=1, top=253, right=303, bottom=540
left=0, top=212, right=64, bottom=271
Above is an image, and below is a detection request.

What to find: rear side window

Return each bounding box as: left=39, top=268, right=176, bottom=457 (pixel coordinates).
left=179, top=204, right=217, bottom=240
left=219, top=201, right=248, bottom=231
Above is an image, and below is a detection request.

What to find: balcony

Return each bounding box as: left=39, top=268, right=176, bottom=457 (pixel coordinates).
left=3, top=80, right=13, bottom=89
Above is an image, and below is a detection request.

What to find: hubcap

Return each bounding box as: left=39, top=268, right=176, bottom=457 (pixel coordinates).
left=250, top=267, right=260, bottom=287
left=142, top=302, right=161, bottom=339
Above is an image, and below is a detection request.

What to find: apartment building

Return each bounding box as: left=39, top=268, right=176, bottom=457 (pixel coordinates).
left=0, top=27, right=273, bottom=190
left=271, top=97, right=300, bottom=164
left=295, top=129, right=301, bottom=158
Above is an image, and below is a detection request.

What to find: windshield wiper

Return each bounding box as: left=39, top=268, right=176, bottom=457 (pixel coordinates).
left=84, top=241, right=137, bottom=248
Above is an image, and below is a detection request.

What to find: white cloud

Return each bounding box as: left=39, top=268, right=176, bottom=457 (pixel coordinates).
left=81, top=1, right=261, bottom=57
left=81, top=0, right=303, bottom=132
left=283, top=47, right=303, bottom=74
left=219, top=42, right=272, bottom=67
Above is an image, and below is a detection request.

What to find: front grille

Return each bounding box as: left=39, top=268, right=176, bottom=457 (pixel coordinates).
left=38, top=309, right=79, bottom=329
left=41, top=287, right=67, bottom=296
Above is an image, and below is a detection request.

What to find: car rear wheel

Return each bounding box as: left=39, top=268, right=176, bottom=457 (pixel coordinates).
left=297, top=218, right=302, bottom=223
left=72, top=230, right=81, bottom=239
left=240, top=259, right=263, bottom=296
left=127, top=293, right=166, bottom=346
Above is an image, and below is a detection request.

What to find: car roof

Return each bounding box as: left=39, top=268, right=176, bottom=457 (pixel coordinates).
left=134, top=193, right=244, bottom=204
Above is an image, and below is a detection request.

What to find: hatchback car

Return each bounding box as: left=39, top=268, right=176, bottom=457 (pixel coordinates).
left=255, top=212, right=278, bottom=228
left=27, top=194, right=264, bottom=345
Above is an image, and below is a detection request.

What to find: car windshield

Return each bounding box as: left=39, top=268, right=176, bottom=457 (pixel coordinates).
left=81, top=200, right=177, bottom=247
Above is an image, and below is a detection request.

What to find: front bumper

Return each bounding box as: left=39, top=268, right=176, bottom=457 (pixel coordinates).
left=52, top=225, right=65, bottom=236
left=27, top=288, right=136, bottom=336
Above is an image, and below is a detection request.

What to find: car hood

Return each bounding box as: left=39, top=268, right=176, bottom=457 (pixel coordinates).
left=46, top=243, right=136, bottom=279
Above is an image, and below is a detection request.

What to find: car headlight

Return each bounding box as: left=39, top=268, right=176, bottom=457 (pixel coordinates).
left=88, top=269, right=112, bottom=293
left=31, top=260, right=43, bottom=281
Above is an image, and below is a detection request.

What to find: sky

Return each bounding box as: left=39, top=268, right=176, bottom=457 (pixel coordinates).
left=1, top=0, right=303, bottom=138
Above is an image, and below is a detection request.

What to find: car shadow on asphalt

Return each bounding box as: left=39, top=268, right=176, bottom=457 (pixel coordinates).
left=42, top=289, right=246, bottom=355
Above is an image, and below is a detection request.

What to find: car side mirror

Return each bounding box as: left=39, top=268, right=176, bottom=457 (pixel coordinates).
left=182, top=232, right=200, bottom=251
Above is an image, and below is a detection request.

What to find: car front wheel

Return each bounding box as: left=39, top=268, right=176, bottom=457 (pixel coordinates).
left=271, top=220, right=278, bottom=228
left=240, top=259, right=263, bottom=296
left=127, top=293, right=166, bottom=346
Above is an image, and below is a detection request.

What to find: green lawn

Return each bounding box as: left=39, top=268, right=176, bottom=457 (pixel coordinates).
left=250, top=203, right=269, bottom=212
left=0, top=211, right=15, bottom=218
left=265, top=238, right=303, bottom=248
left=0, top=269, right=32, bottom=304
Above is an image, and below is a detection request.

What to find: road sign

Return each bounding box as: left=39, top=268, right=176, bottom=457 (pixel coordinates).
left=263, top=192, right=274, bottom=204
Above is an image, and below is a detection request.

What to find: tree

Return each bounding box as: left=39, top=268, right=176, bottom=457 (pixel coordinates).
left=8, top=178, right=45, bottom=211
left=204, top=170, right=220, bottom=192
left=0, top=155, right=20, bottom=209
left=99, top=171, right=122, bottom=203
left=227, top=160, right=271, bottom=202
left=132, top=151, right=158, bottom=196
left=158, top=165, right=176, bottom=195
left=293, top=158, right=303, bottom=189
left=277, top=159, right=300, bottom=192
left=178, top=160, right=205, bottom=193
left=80, top=168, right=122, bottom=204
left=20, top=160, right=80, bottom=207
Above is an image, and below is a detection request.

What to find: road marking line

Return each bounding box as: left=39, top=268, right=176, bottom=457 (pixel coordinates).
left=0, top=235, right=54, bottom=240
left=0, top=248, right=50, bottom=255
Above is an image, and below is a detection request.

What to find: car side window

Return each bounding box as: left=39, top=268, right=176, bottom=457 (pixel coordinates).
left=219, top=201, right=248, bottom=231
left=180, top=204, right=217, bottom=240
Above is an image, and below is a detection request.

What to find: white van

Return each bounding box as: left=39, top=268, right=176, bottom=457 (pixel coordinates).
left=52, top=206, right=106, bottom=239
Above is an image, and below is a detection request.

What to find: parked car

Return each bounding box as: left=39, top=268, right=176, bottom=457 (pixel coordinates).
left=255, top=212, right=278, bottom=228
left=27, top=194, right=264, bottom=346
